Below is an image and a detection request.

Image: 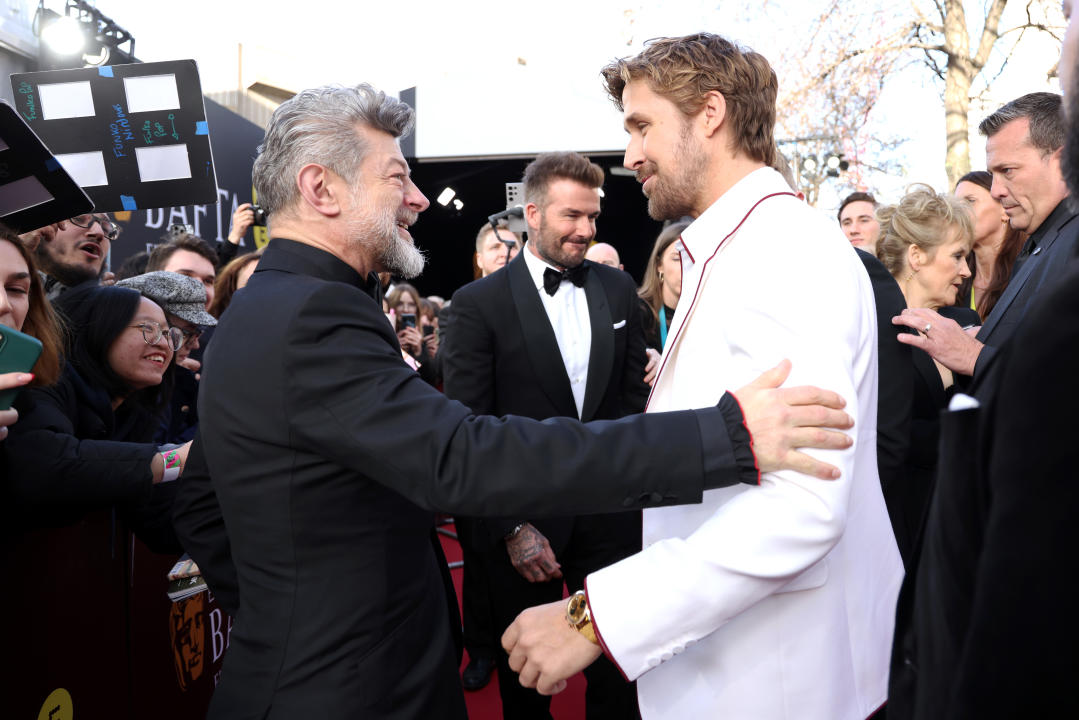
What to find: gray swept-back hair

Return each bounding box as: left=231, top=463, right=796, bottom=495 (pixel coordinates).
left=252, top=83, right=415, bottom=217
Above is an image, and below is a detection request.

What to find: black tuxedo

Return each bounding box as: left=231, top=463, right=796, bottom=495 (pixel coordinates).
left=888, top=257, right=1079, bottom=718
left=971, top=199, right=1079, bottom=384
left=179, top=238, right=743, bottom=720
left=442, top=251, right=648, bottom=718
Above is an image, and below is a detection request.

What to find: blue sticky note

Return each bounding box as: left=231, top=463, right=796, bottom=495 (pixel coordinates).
left=45, top=157, right=61, bottom=172
left=98, top=66, right=114, bottom=77
left=120, top=195, right=137, bottom=211
left=195, top=121, right=209, bottom=136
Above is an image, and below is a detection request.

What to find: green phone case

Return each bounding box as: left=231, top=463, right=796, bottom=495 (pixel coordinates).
left=0, top=324, right=43, bottom=410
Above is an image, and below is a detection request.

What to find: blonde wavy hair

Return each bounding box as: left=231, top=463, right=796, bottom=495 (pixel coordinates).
left=876, top=184, right=974, bottom=279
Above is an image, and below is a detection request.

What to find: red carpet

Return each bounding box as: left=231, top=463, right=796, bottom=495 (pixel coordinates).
left=438, top=521, right=588, bottom=720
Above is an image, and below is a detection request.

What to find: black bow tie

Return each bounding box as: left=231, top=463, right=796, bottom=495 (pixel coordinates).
left=543, top=264, right=588, bottom=296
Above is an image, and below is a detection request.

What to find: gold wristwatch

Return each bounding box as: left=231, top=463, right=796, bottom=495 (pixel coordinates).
left=566, top=590, right=598, bottom=645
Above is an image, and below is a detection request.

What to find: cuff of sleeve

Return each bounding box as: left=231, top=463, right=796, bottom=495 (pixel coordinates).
left=583, top=575, right=630, bottom=682
left=720, top=391, right=760, bottom=486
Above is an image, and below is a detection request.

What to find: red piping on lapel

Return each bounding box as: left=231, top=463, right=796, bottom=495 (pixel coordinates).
left=644, top=192, right=795, bottom=411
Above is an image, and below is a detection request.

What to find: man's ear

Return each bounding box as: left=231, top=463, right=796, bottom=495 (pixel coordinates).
left=699, top=90, right=727, bottom=139
left=525, top=202, right=542, bottom=233
left=296, top=163, right=343, bottom=217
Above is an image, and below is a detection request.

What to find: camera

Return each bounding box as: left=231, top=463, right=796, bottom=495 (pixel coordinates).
left=251, top=204, right=268, bottom=227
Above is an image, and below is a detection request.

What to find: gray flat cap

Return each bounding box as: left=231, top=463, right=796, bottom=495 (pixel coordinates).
left=117, top=271, right=217, bottom=327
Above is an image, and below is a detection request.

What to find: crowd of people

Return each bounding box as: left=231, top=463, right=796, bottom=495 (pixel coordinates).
left=2, top=9, right=1077, bottom=720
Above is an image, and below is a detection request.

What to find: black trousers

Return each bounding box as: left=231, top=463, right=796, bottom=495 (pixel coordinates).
left=488, top=511, right=642, bottom=720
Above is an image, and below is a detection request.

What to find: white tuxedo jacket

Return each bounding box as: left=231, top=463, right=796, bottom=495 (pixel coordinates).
left=586, top=168, right=903, bottom=720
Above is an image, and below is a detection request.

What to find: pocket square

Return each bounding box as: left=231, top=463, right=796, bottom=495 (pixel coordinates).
left=612, top=319, right=626, bottom=329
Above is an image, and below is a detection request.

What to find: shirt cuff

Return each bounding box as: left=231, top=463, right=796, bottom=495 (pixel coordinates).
left=720, top=390, right=761, bottom=485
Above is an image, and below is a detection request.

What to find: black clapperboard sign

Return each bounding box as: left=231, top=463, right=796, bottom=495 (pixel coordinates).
left=9, top=59, right=218, bottom=214
left=0, top=100, right=93, bottom=232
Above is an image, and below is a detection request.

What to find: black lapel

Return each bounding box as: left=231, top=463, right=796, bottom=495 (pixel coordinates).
left=978, top=208, right=1072, bottom=341
left=911, top=347, right=947, bottom=410
left=506, top=253, right=577, bottom=415
left=580, top=263, right=613, bottom=421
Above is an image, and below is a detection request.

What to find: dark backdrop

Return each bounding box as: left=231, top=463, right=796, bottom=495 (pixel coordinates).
left=405, top=154, right=663, bottom=298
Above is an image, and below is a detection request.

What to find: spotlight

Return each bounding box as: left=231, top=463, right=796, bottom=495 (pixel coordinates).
left=452, top=198, right=464, bottom=211
left=41, top=13, right=86, bottom=56
left=436, top=187, right=456, bottom=206
left=826, top=155, right=841, bottom=170
left=802, top=157, right=818, bottom=173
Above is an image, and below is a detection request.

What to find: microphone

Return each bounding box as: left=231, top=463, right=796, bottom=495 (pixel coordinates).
left=487, top=205, right=524, bottom=223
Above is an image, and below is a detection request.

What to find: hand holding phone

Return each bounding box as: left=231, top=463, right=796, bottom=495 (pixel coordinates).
left=399, top=313, right=417, bottom=330
left=0, top=325, right=42, bottom=411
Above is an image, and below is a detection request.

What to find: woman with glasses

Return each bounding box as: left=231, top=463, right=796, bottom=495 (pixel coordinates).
left=4, top=284, right=189, bottom=551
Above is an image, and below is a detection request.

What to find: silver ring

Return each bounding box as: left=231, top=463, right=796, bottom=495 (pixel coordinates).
left=923, top=323, right=932, bottom=334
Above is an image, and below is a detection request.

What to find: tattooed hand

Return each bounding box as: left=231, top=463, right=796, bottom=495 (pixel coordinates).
left=506, top=523, right=563, bottom=583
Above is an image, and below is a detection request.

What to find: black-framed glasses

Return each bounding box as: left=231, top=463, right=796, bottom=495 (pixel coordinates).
left=69, top=213, right=120, bottom=241
left=131, top=322, right=183, bottom=352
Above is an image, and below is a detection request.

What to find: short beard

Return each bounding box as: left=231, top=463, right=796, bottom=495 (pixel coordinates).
left=33, top=246, right=100, bottom=288
left=347, top=189, right=426, bottom=279
left=645, top=123, right=706, bottom=221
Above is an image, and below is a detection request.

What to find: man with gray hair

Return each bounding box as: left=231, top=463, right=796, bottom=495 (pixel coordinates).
left=174, top=83, right=859, bottom=719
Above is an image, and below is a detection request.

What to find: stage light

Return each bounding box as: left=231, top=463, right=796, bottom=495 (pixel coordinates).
left=826, top=154, right=841, bottom=170
left=452, top=199, right=464, bottom=211
left=802, top=157, right=818, bottom=173
left=436, top=187, right=456, bottom=206
left=41, top=14, right=86, bottom=56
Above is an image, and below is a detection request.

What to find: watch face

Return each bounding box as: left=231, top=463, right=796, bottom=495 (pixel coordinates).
left=567, top=594, right=587, bottom=624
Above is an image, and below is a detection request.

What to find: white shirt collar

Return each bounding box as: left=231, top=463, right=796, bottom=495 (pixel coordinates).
left=680, top=166, right=792, bottom=265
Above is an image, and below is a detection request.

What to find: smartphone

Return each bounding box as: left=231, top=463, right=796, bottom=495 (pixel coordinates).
left=422, top=324, right=435, bottom=337
left=0, top=324, right=43, bottom=410
left=399, top=313, right=417, bottom=330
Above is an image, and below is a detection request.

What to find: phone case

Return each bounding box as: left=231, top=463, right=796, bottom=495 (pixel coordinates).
left=0, top=324, right=43, bottom=410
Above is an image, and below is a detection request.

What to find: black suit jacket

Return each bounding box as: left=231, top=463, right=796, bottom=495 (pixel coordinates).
left=889, top=258, right=1079, bottom=718
left=441, top=252, right=649, bottom=546
left=971, top=199, right=1079, bottom=384
left=178, top=238, right=741, bottom=719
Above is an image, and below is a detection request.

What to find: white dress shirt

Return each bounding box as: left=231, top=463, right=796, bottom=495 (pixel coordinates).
left=522, top=245, right=591, bottom=418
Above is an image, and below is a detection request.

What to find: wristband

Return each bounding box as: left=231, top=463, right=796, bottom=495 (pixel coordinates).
left=160, top=449, right=182, bottom=483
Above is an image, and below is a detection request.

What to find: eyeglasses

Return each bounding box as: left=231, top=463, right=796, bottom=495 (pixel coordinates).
left=175, top=325, right=203, bottom=346
left=131, top=322, right=183, bottom=352
left=69, top=214, right=120, bottom=241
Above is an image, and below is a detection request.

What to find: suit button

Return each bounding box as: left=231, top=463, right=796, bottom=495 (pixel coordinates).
left=650, top=492, right=663, bottom=503
left=623, top=497, right=636, bottom=508
left=673, top=645, right=684, bottom=654
left=647, top=657, right=660, bottom=668
left=660, top=651, right=673, bottom=661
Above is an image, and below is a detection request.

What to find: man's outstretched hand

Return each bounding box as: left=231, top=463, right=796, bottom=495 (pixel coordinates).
left=733, top=359, right=854, bottom=480
left=502, top=598, right=603, bottom=696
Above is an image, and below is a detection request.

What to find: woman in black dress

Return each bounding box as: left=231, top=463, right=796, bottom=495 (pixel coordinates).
left=876, top=185, right=980, bottom=561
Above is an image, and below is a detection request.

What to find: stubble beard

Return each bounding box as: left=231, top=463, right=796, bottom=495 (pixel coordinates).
left=532, top=213, right=587, bottom=270
left=644, top=125, right=706, bottom=221
left=33, top=243, right=100, bottom=288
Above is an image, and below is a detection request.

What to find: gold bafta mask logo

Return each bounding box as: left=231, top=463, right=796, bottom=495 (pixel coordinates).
left=169, top=593, right=206, bottom=691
